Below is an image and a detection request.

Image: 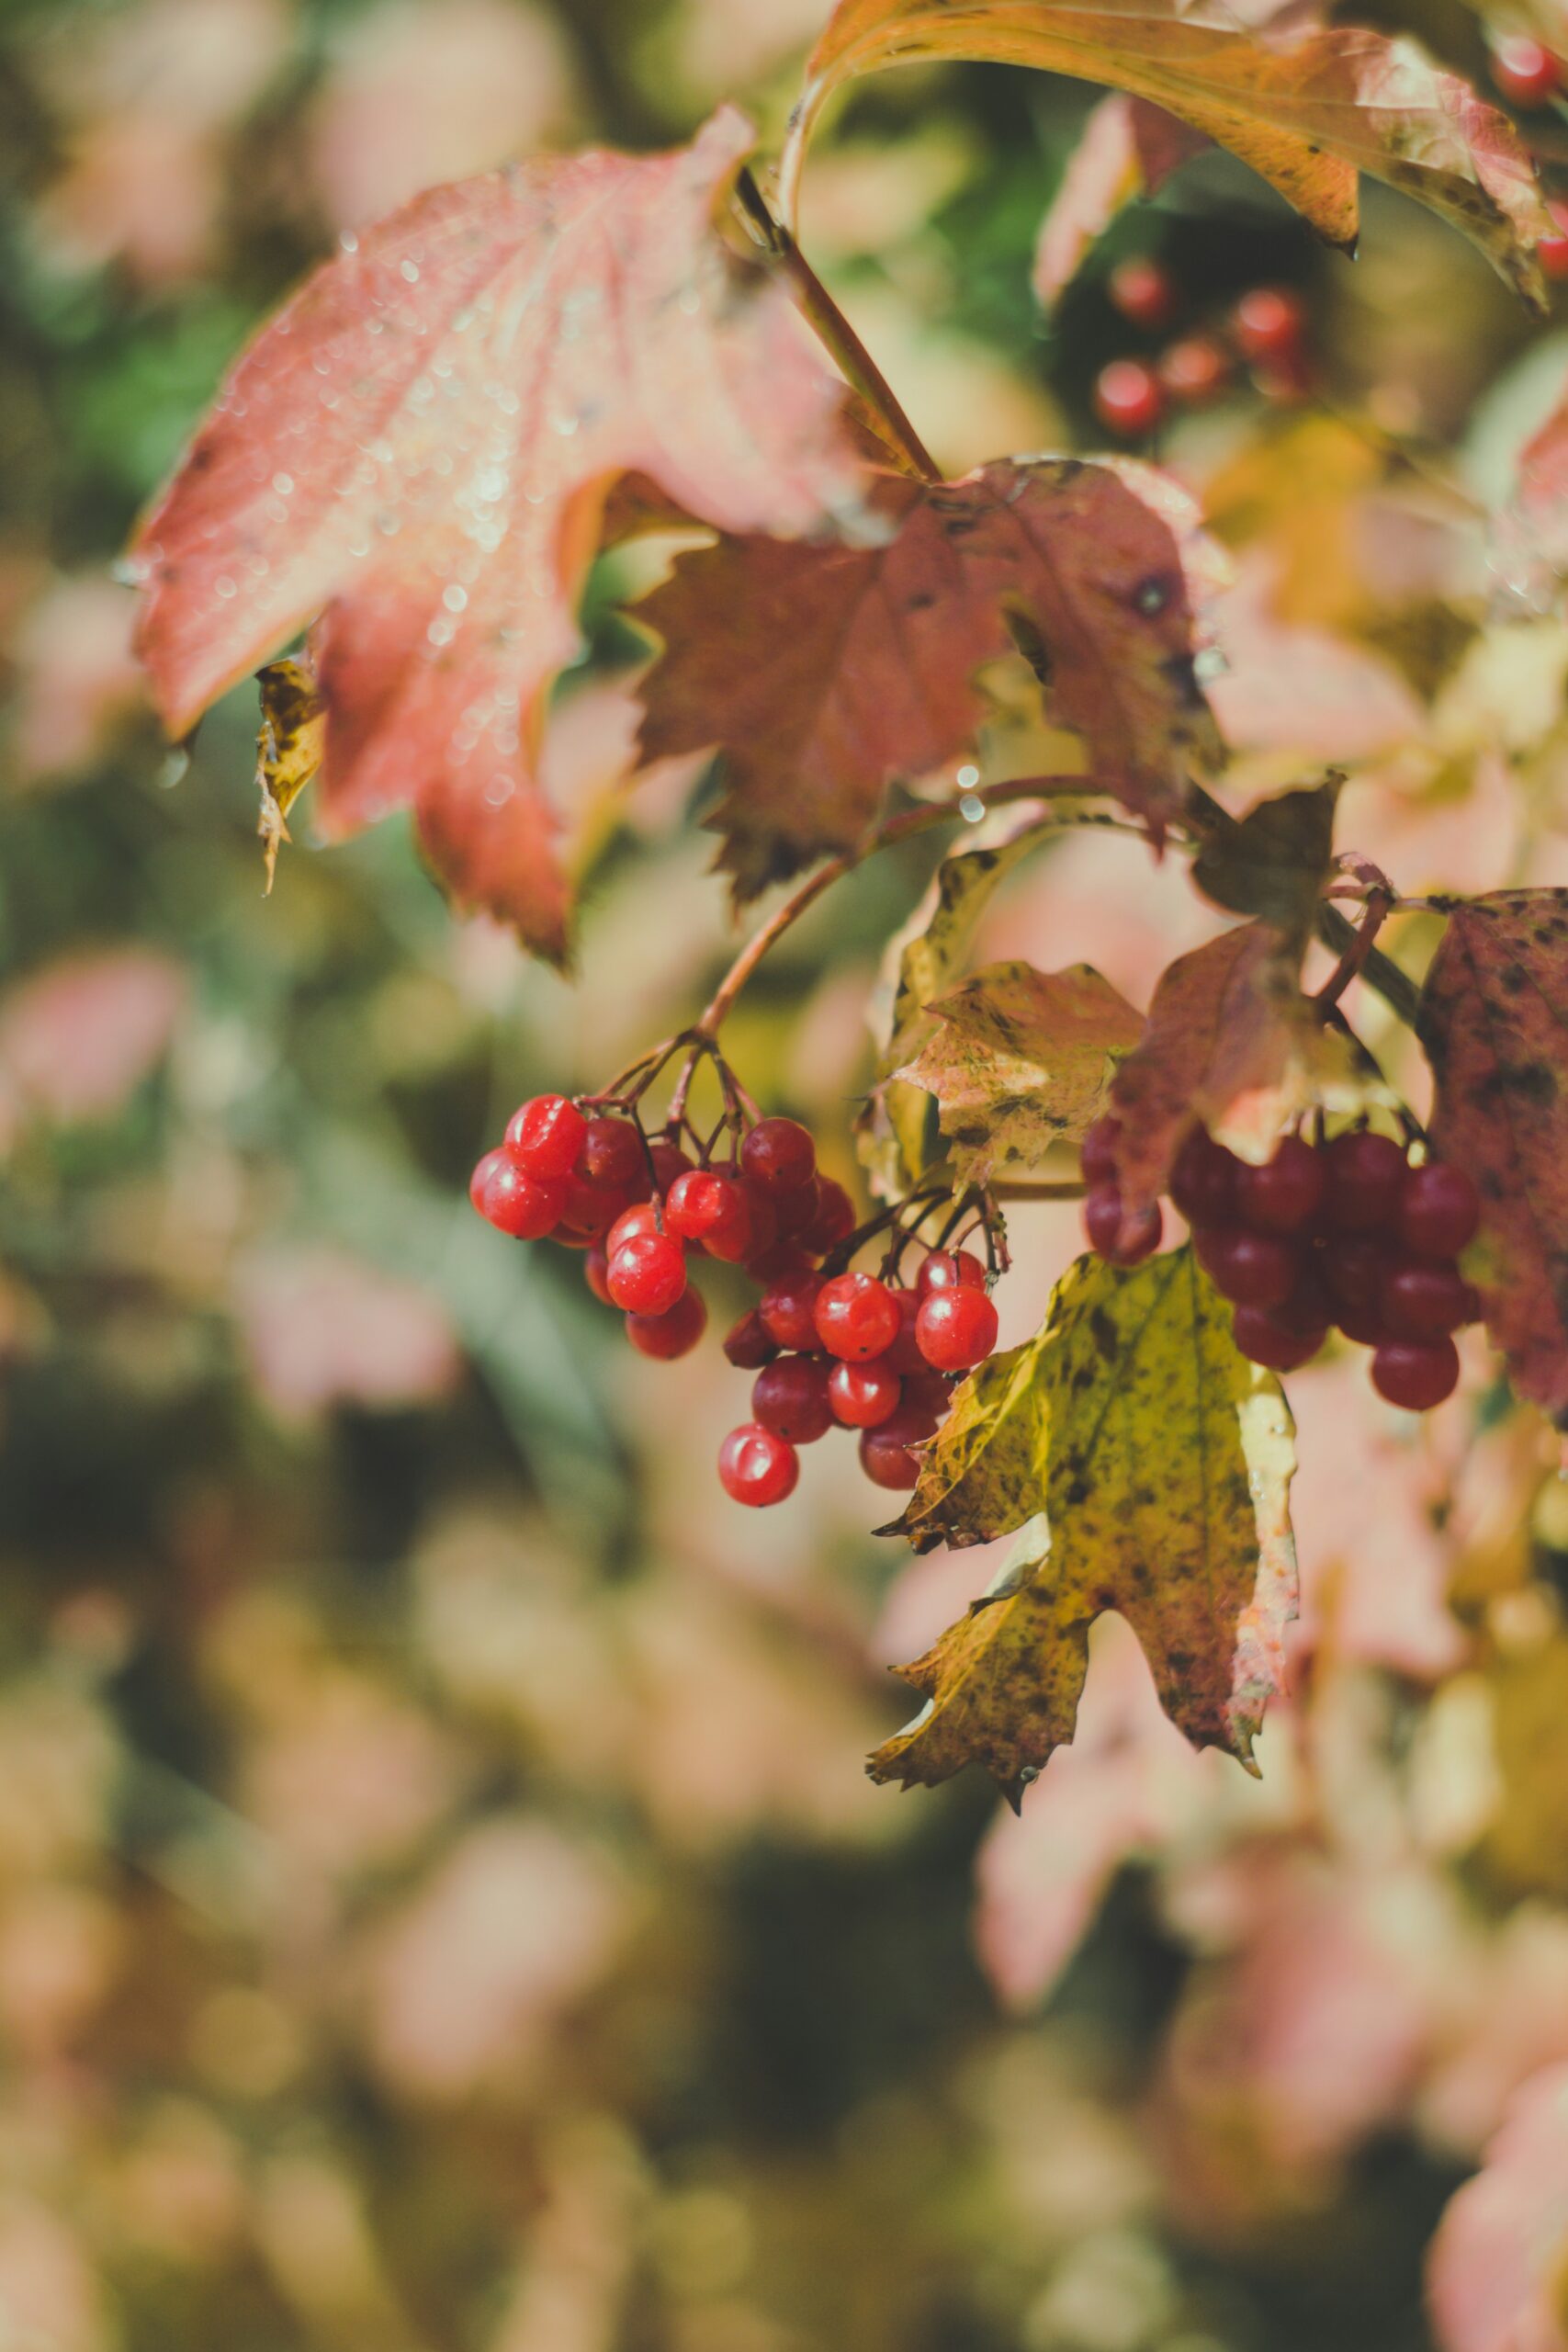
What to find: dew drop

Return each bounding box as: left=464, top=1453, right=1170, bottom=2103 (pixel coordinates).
left=339, top=229, right=359, bottom=254
left=400, top=259, right=420, bottom=283
left=272, top=473, right=294, bottom=496
left=215, top=575, right=237, bottom=599
left=443, top=584, right=468, bottom=614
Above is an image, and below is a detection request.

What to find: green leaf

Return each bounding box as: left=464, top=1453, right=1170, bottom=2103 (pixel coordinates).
left=872, top=1247, right=1298, bottom=1800
left=1192, top=777, right=1342, bottom=945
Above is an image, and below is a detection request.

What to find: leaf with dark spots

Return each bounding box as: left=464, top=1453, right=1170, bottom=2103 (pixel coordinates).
left=633, top=456, right=1222, bottom=899
left=254, top=655, right=325, bottom=894
left=1418, top=889, right=1568, bottom=1424
left=871, top=1248, right=1298, bottom=1797
left=1192, top=776, right=1342, bottom=944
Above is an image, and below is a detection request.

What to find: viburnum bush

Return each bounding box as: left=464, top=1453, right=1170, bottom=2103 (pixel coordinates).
left=124, top=0, right=1568, bottom=1805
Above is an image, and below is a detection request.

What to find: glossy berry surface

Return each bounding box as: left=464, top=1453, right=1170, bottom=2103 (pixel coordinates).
left=859, top=1409, right=932, bottom=1492
left=884, top=1289, right=928, bottom=1375
left=1233, top=1304, right=1325, bottom=1374
left=1235, top=1136, right=1325, bottom=1235
left=471, top=1151, right=566, bottom=1240
left=801, top=1177, right=856, bottom=1255
left=723, top=1309, right=778, bottom=1371
left=1395, top=1161, right=1480, bottom=1260
left=719, top=1424, right=799, bottom=1508
left=1197, top=1226, right=1298, bottom=1311
left=1170, top=1129, right=1239, bottom=1227
left=1322, top=1131, right=1406, bottom=1233
left=648, top=1138, right=694, bottom=1195
left=916, top=1286, right=998, bottom=1373
left=740, top=1117, right=817, bottom=1193
left=581, top=1115, right=646, bottom=1188
left=665, top=1170, right=752, bottom=1261
left=1489, top=34, right=1562, bottom=106
left=1086, top=1188, right=1163, bottom=1267
left=1320, top=1231, right=1387, bottom=1315
left=1233, top=287, right=1306, bottom=364
left=558, top=1172, right=637, bottom=1239
left=1372, top=1337, right=1460, bottom=1412
left=752, top=1354, right=833, bottom=1444
left=606, top=1231, right=687, bottom=1317
left=760, top=1271, right=827, bottom=1354
left=1093, top=358, right=1165, bottom=438
left=1381, top=1260, right=1473, bottom=1341
left=584, top=1247, right=615, bottom=1307
left=815, top=1273, right=902, bottom=1363
left=1107, top=255, right=1178, bottom=328
left=918, top=1249, right=987, bottom=1295
left=828, top=1357, right=903, bottom=1430
left=505, top=1094, right=587, bottom=1180
left=626, top=1288, right=707, bottom=1361
left=1084, top=1183, right=1127, bottom=1259
left=606, top=1200, right=661, bottom=1259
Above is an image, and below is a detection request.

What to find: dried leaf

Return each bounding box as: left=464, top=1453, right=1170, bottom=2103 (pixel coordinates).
left=1428, top=2055, right=1568, bottom=2352
left=785, top=2, right=1551, bottom=309
left=130, top=107, right=865, bottom=964
left=1493, top=372, right=1568, bottom=616
left=1418, top=889, right=1568, bottom=1425
left=1191, top=775, right=1341, bottom=944
left=254, top=656, right=326, bottom=893
left=1032, top=92, right=1205, bottom=304
left=897, top=957, right=1143, bottom=1182
left=636, top=457, right=1220, bottom=897
left=872, top=1247, right=1298, bottom=1799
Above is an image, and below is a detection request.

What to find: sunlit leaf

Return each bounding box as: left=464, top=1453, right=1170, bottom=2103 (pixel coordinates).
left=254, top=656, right=325, bottom=894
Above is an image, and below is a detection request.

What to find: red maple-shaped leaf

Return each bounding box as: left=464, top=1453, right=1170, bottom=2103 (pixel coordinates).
left=129, top=107, right=865, bottom=963
left=635, top=457, right=1221, bottom=898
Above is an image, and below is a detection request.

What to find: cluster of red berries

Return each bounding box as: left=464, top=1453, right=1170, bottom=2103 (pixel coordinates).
left=1488, top=31, right=1563, bottom=112
left=1081, top=1116, right=1483, bottom=1412
left=1091, top=263, right=1311, bottom=440
left=471, top=1096, right=1001, bottom=1509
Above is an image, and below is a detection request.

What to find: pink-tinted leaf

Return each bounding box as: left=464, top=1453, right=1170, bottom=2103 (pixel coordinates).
left=1032, top=91, right=1206, bottom=306
left=1429, top=2062, right=1568, bottom=2352
left=130, top=107, right=864, bottom=963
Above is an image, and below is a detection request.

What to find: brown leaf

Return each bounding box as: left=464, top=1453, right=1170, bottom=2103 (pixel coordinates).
left=785, top=2, right=1551, bottom=310
left=871, top=1247, right=1298, bottom=1799
left=897, top=958, right=1144, bottom=1182
left=1418, top=889, right=1568, bottom=1425
left=254, top=656, right=325, bottom=894
left=129, top=107, right=865, bottom=965
left=1191, top=775, right=1341, bottom=944
left=635, top=457, right=1221, bottom=898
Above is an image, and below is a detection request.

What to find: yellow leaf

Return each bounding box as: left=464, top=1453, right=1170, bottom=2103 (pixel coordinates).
left=254, top=657, right=325, bottom=895
left=873, top=1247, right=1298, bottom=1800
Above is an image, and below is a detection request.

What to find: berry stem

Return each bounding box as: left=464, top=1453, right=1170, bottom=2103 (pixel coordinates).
left=1314, top=886, right=1393, bottom=1012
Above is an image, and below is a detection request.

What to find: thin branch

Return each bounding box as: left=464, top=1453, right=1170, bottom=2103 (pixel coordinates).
left=1314, top=900, right=1422, bottom=1029
left=1314, top=888, right=1393, bottom=1012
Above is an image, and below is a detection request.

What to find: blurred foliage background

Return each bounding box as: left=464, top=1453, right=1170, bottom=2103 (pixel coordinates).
left=6, top=2, right=1568, bottom=2348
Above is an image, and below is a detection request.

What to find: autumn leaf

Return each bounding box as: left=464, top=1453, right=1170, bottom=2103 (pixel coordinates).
left=254, top=656, right=326, bottom=894
left=897, top=958, right=1143, bottom=1181
left=784, top=2, right=1551, bottom=311
left=1109, top=919, right=1322, bottom=1213
left=635, top=457, right=1221, bottom=898
left=871, top=1247, right=1298, bottom=1800
left=1032, top=91, right=1206, bottom=305
left=1492, top=371, right=1568, bottom=616
left=1418, top=889, right=1568, bottom=1426
left=129, top=107, right=866, bottom=965
left=1191, top=776, right=1342, bottom=944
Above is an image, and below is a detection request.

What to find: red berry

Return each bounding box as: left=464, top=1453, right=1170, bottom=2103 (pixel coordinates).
left=738, top=1179, right=780, bottom=1262
left=1085, top=1182, right=1126, bottom=1258
left=1086, top=1186, right=1163, bottom=1266
left=626, top=1288, right=707, bottom=1362
left=558, top=1172, right=639, bottom=1240
left=1489, top=34, right=1562, bottom=107
left=505, top=1094, right=587, bottom=1180
left=581, top=1115, right=646, bottom=1188
left=759, top=1270, right=827, bottom=1354
left=1322, top=1131, right=1407, bottom=1233
left=1235, top=1136, right=1325, bottom=1236
left=470, top=1150, right=567, bottom=1240
left=828, top=1357, right=903, bottom=1430
left=1541, top=198, right=1568, bottom=281
left=1094, top=358, right=1165, bottom=439
left=1233, top=287, right=1306, bottom=365
left=740, top=1117, right=817, bottom=1193
left=1381, top=1259, right=1473, bottom=1341
left=665, top=1170, right=752, bottom=1263
left=748, top=1239, right=817, bottom=1283
left=1232, top=1304, right=1325, bottom=1374
left=1195, top=1227, right=1299, bottom=1311
left=1157, top=334, right=1232, bottom=406
left=772, top=1179, right=822, bottom=1240
left=585, top=1248, right=615, bottom=1306
left=1081, top=1115, right=1122, bottom=1184
left=606, top=1231, right=687, bottom=1317
left=1371, top=1337, right=1460, bottom=1412
left=801, top=1176, right=856, bottom=1256
left=1335, top=1295, right=1387, bottom=1350
left=815, top=1272, right=902, bottom=1363
left=606, top=1200, right=662, bottom=1259
left=752, top=1354, right=833, bottom=1445
left=724, top=1309, right=779, bottom=1371
left=719, top=1424, right=799, bottom=1508
left=903, top=1370, right=954, bottom=1420
left=1320, top=1231, right=1387, bottom=1315
left=649, top=1137, right=694, bottom=1195
left=1170, top=1129, right=1240, bottom=1227
left=883, top=1288, right=928, bottom=1375
left=918, top=1249, right=987, bottom=1296
left=916, top=1286, right=999, bottom=1374
left=859, top=1405, right=937, bottom=1492
left=1395, top=1161, right=1480, bottom=1260
left=1107, top=255, right=1178, bottom=330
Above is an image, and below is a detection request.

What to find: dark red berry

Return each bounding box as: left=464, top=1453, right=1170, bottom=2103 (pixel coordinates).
left=801, top=1176, right=856, bottom=1256
left=747, top=1239, right=817, bottom=1283
left=1235, top=1136, right=1325, bottom=1236
left=1157, top=334, right=1231, bottom=406
left=665, top=1170, right=752, bottom=1263
left=859, top=1406, right=936, bottom=1492
left=606, top=1231, right=687, bottom=1317
left=1081, top=1115, right=1122, bottom=1184
left=505, top=1094, right=587, bottom=1180
left=558, top=1172, right=639, bottom=1240
left=884, top=1289, right=927, bottom=1375
left=1170, top=1129, right=1239, bottom=1227
left=626, top=1288, right=708, bottom=1362
left=1371, top=1337, right=1460, bottom=1412
left=1541, top=198, right=1568, bottom=281
left=581, top=1115, right=646, bottom=1188
left=815, top=1272, right=902, bottom=1363
left=1094, top=357, right=1165, bottom=439
left=585, top=1248, right=615, bottom=1306
left=606, top=1200, right=661, bottom=1259
left=470, top=1150, right=567, bottom=1240
left=903, top=1370, right=954, bottom=1420
left=1087, top=1187, right=1163, bottom=1266
left=916, top=1286, right=998, bottom=1374
left=1195, top=1226, right=1299, bottom=1311
left=1335, top=1295, right=1386, bottom=1350
left=1489, top=33, right=1562, bottom=107
left=1234, top=287, right=1306, bottom=365
left=1395, top=1161, right=1480, bottom=1260
left=648, top=1137, right=694, bottom=1195
left=1320, top=1231, right=1387, bottom=1315
left=738, top=1178, right=780, bottom=1262
left=1381, top=1259, right=1473, bottom=1341
left=740, top=1117, right=817, bottom=1193
left=724, top=1309, right=779, bottom=1371
left=918, top=1249, right=987, bottom=1295
left=1085, top=1183, right=1126, bottom=1258
left=772, top=1179, right=822, bottom=1240
left=759, top=1270, right=827, bottom=1354
left=753, top=1354, right=833, bottom=1445
left=1232, top=1304, right=1325, bottom=1374
left=1108, top=255, right=1178, bottom=330
left=1322, top=1131, right=1406, bottom=1233
left=719, top=1424, right=799, bottom=1509
left=828, top=1357, right=903, bottom=1430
